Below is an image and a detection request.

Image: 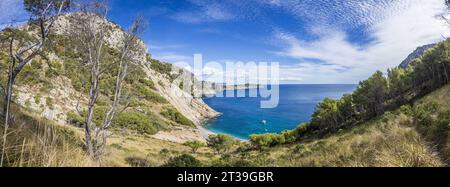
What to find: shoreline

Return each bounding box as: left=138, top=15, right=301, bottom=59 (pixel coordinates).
left=198, top=124, right=249, bottom=142
left=197, top=125, right=216, bottom=139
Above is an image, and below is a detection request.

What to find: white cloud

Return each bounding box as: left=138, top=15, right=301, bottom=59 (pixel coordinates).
left=265, top=0, right=402, bottom=29
left=152, top=52, right=193, bottom=62
left=273, top=0, right=450, bottom=84
left=172, top=0, right=234, bottom=24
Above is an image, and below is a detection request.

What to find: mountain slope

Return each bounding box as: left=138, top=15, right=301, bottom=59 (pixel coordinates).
left=0, top=13, right=218, bottom=143
left=1, top=13, right=449, bottom=167
left=229, top=85, right=450, bottom=166
left=399, top=44, right=435, bottom=69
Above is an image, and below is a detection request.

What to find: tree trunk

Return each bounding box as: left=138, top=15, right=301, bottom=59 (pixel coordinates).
left=2, top=78, right=13, bottom=118
left=3, top=71, right=16, bottom=119
left=0, top=78, right=13, bottom=167
left=84, top=103, right=95, bottom=157
left=1, top=57, right=17, bottom=166
left=84, top=61, right=100, bottom=157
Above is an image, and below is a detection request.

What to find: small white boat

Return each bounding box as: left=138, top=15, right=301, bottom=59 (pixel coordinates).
left=261, top=120, right=267, bottom=125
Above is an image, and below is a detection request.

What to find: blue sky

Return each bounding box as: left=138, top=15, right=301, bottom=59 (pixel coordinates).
left=2, top=0, right=450, bottom=84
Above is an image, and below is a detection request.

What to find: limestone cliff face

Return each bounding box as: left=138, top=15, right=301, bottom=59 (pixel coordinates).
left=141, top=65, right=219, bottom=125
left=4, top=13, right=218, bottom=143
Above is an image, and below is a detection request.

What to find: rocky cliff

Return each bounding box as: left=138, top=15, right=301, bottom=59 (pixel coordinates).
left=399, top=44, right=435, bottom=69
left=0, top=13, right=218, bottom=143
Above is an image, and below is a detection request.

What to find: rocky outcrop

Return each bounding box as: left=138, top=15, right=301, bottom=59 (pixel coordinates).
left=53, top=13, right=219, bottom=125
left=399, top=44, right=435, bottom=69
left=14, top=76, right=87, bottom=124
left=142, top=66, right=219, bottom=125
left=5, top=13, right=219, bottom=143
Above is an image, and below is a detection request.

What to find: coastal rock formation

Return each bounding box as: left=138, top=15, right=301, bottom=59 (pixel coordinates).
left=399, top=44, right=435, bottom=69
left=2, top=13, right=218, bottom=143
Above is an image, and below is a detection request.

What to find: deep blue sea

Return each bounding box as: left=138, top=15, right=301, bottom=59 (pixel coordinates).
left=203, top=84, right=357, bottom=139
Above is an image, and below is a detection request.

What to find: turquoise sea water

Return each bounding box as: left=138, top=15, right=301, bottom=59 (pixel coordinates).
left=203, top=84, right=357, bottom=139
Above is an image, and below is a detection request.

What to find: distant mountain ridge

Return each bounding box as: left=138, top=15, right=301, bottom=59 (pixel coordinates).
left=399, top=44, right=436, bottom=69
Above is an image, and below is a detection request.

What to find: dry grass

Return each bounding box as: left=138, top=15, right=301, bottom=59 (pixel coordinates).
left=0, top=102, right=217, bottom=167
left=102, top=134, right=217, bottom=166
left=0, top=102, right=445, bottom=167
left=413, top=85, right=450, bottom=164
left=1, top=85, right=449, bottom=167
left=415, top=85, right=450, bottom=113
left=246, top=113, right=444, bottom=167
left=0, top=104, right=95, bottom=167
left=243, top=85, right=450, bottom=167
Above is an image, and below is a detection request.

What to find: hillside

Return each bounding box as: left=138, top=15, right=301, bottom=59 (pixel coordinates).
left=399, top=44, right=436, bottom=69
left=0, top=13, right=218, bottom=144
left=1, top=84, right=448, bottom=167
left=1, top=12, right=449, bottom=167
left=237, top=85, right=449, bottom=166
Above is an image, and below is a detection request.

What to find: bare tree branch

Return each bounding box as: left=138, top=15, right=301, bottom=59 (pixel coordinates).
left=1, top=0, right=69, bottom=167
left=93, top=15, right=147, bottom=159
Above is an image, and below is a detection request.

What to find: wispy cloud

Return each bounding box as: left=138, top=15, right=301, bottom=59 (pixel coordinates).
left=264, top=0, right=403, bottom=30
left=172, top=0, right=234, bottom=24
left=271, top=0, right=450, bottom=83
left=152, top=52, right=193, bottom=62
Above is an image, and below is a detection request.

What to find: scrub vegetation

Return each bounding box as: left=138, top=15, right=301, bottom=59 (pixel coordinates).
left=1, top=0, right=449, bottom=167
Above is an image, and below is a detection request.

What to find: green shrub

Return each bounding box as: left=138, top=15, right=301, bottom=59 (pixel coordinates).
left=45, top=61, right=62, bottom=78
left=431, top=114, right=450, bottom=145
left=139, top=78, right=156, bottom=90
left=125, top=65, right=146, bottom=85
left=99, top=76, right=116, bottom=96
left=128, top=98, right=146, bottom=108
left=400, top=105, right=413, bottom=116
left=281, top=130, right=297, bottom=144
left=137, top=86, right=168, bottom=104
left=92, top=106, right=107, bottom=126
left=66, top=111, right=84, bottom=127
left=163, top=154, right=202, bottom=167
left=207, top=134, right=235, bottom=154
left=413, top=105, right=434, bottom=129
left=149, top=58, right=172, bottom=76
left=183, top=140, right=205, bottom=153
left=293, top=123, right=309, bottom=139
left=63, top=59, right=89, bottom=92
left=381, top=111, right=395, bottom=123
left=125, top=156, right=151, bottom=167
left=45, top=97, right=54, bottom=109
left=17, top=60, right=44, bottom=85
left=95, top=95, right=111, bottom=107
left=160, top=107, right=194, bottom=127
left=79, top=106, right=107, bottom=127
left=159, top=148, right=170, bottom=156
left=249, top=133, right=286, bottom=149
left=417, top=111, right=450, bottom=147
left=113, top=111, right=159, bottom=135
